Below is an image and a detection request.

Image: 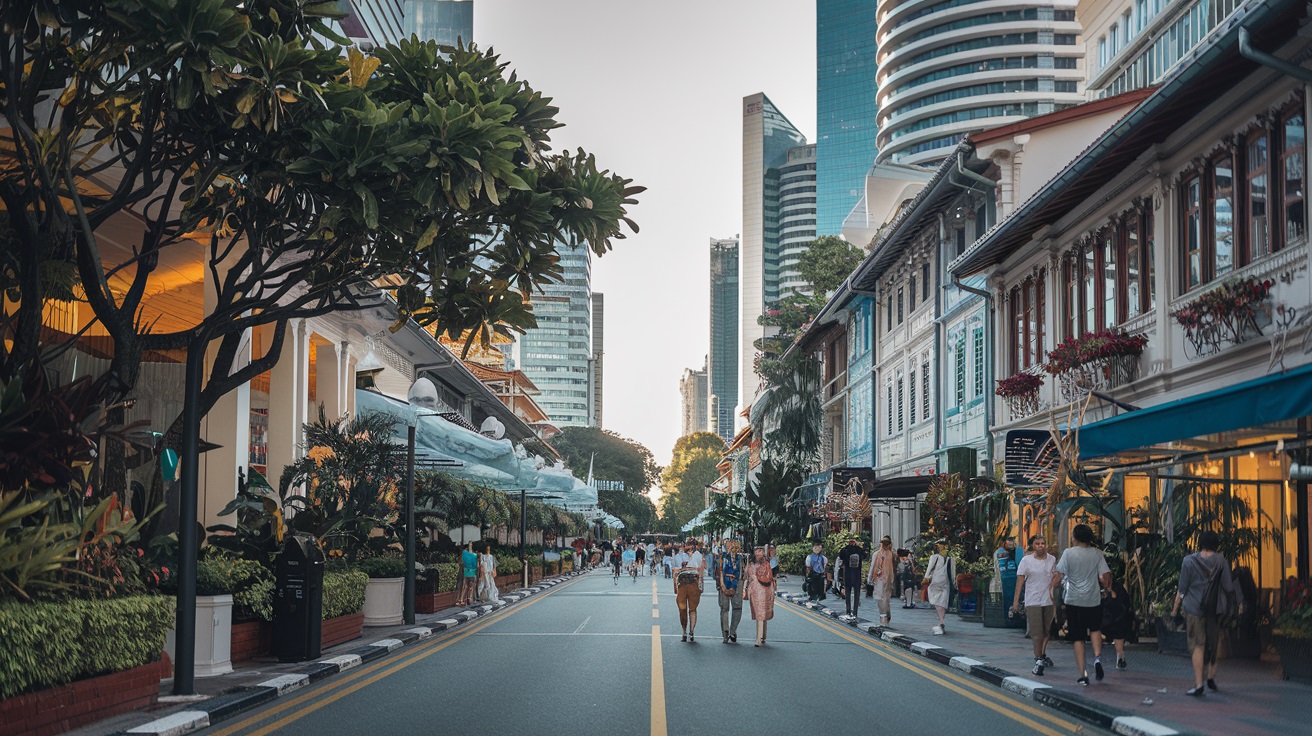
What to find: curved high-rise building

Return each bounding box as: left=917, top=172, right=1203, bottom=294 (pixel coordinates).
left=875, top=0, right=1085, bottom=166
left=776, top=144, right=818, bottom=299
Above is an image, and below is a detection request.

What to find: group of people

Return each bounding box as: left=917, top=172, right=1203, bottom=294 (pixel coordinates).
left=667, top=538, right=780, bottom=646
left=457, top=543, right=502, bottom=607
left=802, top=536, right=927, bottom=626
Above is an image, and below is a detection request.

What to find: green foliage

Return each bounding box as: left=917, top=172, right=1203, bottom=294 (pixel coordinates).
left=659, top=432, right=726, bottom=531
left=550, top=427, right=660, bottom=532
left=775, top=542, right=812, bottom=575
left=752, top=353, right=822, bottom=470
left=796, top=235, right=865, bottom=296
left=355, top=556, right=407, bottom=579
left=235, top=575, right=274, bottom=622
left=0, top=595, right=174, bottom=699
left=322, top=570, right=368, bottom=620
left=1275, top=584, right=1312, bottom=639
left=191, top=551, right=268, bottom=597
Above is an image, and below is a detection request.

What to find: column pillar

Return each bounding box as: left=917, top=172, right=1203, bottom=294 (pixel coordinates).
left=199, top=282, right=250, bottom=528
left=316, top=340, right=343, bottom=422
left=266, top=320, right=309, bottom=487
left=1153, top=175, right=1175, bottom=373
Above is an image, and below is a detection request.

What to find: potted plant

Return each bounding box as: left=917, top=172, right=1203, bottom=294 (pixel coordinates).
left=358, top=555, right=407, bottom=626
left=165, top=550, right=264, bottom=676
left=1273, top=581, right=1312, bottom=684
left=996, top=371, right=1043, bottom=418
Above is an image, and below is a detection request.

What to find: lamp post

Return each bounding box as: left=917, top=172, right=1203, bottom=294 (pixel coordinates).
left=405, top=424, right=416, bottom=625
left=520, top=489, right=528, bottom=588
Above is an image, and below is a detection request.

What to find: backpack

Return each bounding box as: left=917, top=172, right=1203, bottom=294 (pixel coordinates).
left=1198, top=556, right=1239, bottom=628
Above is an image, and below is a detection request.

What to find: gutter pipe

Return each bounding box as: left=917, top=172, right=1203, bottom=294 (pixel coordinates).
left=1238, top=26, right=1312, bottom=83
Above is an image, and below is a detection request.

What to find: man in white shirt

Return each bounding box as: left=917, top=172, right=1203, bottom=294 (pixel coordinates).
left=674, top=540, right=705, bottom=642
left=1012, top=534, right=1058, bottom=676
left=1052, top=524, right=1112, bottom=687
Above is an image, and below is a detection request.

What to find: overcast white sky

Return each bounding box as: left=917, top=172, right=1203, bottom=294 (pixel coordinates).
left=477, top=0, right=817, bottom=473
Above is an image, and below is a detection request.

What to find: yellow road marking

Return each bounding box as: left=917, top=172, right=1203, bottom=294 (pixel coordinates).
left=209, top=579, right=575, bottom=736
left=652, top=608, right=659, bottom=618
left=650, top=624, right=667, bottom=736
left=782, top=606, right=1083, bottom=735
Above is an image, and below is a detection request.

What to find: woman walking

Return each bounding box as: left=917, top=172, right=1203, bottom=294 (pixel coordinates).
left=478, top=545, right=501, bottom=604
left=897, top=548, right=919, bottom=608
left=746, top=546, right=777, bottom=646
left=923, top=540, right=954, bottom=635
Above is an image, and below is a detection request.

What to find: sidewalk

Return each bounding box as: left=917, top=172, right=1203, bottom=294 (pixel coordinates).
left=66, top=572, right=584, bottom=736
left=775, top=578, right=1305, bottom=736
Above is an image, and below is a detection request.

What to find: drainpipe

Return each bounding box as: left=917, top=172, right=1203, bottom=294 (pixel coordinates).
left=1239, top=27, right=1312, bottom=83
left=951, top=274, right=996, bottom=474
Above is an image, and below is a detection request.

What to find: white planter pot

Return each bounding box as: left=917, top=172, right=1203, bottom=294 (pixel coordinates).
left=363, top=577, right=404, bottom=627
left=163, top=594, right=234, bottom=677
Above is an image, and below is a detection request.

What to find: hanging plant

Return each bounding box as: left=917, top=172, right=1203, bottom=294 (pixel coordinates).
left=995, top=372, right=1043, bottom=398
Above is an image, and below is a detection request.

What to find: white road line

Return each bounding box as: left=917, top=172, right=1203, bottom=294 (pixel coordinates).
left=574, top=616, right=591, bottom=634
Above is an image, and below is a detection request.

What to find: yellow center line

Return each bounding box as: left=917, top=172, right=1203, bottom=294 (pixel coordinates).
left=781, top=605, right=1083, bottom=735
left=209, top=578, right=577, bottom=736
left=652, top=608, right=659, bottom=618
left=650, top=624, right=667, bottom=736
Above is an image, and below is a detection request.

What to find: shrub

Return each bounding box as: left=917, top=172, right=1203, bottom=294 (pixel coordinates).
left=775, top=542, right=812, bottom=575
left=192, top=553, right=267, bottom=596
left=0, top=595, right=174, bottom=698
left=234, top=575, right=274, bottom=622
left=322, top=570, right=367, bottom=620
left=355, top=556, right=407, bottom=579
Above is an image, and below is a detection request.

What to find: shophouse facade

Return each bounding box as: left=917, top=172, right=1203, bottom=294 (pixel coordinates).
left=953, top=0, right=1312, bottom=594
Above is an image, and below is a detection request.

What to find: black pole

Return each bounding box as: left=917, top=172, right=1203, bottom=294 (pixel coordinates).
left=173, top=335, right=207, bottom=695
left=404, top=424, right=416, bottom=625
left=520, top=489, right=528, bottom=588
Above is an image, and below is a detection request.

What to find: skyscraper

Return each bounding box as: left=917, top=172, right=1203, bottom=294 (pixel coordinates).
left=516, top=243, right=593, bottom=427
left=590, top=292, right=604, bottom=428
left=708, top=237, right=739, bottom=442
left=742, top=93, right=808, bottom=411
left=875, top=1, right=1084, bottom=166
left=338, top=0, right=406, bottom=47
left=816, top=0, right=880, bottom=236
left=679, top=360, right=710, bottom=437
left=403, top=0, right=474, bottom=46
left=776, top=143, right=818, bottom=299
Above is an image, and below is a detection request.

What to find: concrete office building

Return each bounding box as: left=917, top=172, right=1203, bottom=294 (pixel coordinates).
left=709, top=237, right=739, bottom=442
left=875, top=0, right=1085, bottom=166
left=1083, top=0, right=1243, bottom=98
left=816, top=0, right=880, bottom=236
left=516, top=243, right=593, bottom=427
left=680, top=360, right=710, bottom=437
left=741, top=93, right=808, bottom=412
left=404, top=0, right=473, bottom=46
left=591, top=292, right=604, bottom=427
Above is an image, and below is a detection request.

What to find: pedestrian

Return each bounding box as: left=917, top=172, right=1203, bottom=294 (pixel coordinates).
left=897, top=548, right=919, bottom=608
left=804, top=542, right=828, bottom=602
left=674, top=539, right=704, bottom=642
left=746, top=545, right=776, bottom=646
left=836, top=536, right=867, bottom=618
left=923, top=540, right=954, bottom=634
left=868, top=535, right=896, bottom=624
left=1012, top=534, right=1057, bottom=676
left=1171, top=530, right=1237, bottom=696
left=717, top=540, right=745, bottom=644
left=1100, top=565, right=1135, bottom=672
left=458, top=542, right=478, bottom=606
left=634, top=542, right=646, bottom=576
left=768, top=544, right=780, bottom=581
left=478, top=544, right=501, bottom=604
left=663, top=547, right=674, bottom=578
left=1051, top=524, right=1112, bottom=686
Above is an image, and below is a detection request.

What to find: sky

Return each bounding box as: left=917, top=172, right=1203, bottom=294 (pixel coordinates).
left=476, top=0, right=817, bottom=472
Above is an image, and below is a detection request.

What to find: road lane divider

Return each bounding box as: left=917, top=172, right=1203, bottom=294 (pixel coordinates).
left=650, top=624, right=667, bottom=736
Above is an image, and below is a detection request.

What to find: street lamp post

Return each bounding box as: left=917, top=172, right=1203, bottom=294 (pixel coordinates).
left=404, top=424, right=416, bottom=625
left=173, top=334, right=209, bottom=695
left=520, top=489, right=528, bottom=588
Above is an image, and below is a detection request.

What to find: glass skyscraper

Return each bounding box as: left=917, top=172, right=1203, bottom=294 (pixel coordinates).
left=404, top=0, right=473, bottom=46
left=709, top=237, right=739, bottom=442
left=816, top=0, right=880, bottom=236
left=517, top=243, right=594, bottom=427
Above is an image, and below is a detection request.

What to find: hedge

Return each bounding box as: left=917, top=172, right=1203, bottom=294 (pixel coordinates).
left=0, top=595, right=175, bottom=699
left=322, top=570, right=368, bottom=620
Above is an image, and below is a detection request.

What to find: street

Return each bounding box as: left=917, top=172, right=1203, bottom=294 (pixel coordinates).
left=202, top=570, right=1093, bottom=736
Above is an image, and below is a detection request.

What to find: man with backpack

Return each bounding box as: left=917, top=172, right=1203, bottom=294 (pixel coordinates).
left=837, top=536, right=867, bottom=618
left=1171, top=530, right=1237, bottom=697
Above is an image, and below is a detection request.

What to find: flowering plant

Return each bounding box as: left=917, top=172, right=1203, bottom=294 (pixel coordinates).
left=995, top=371, right=1043, bottom=398
left=1173, top=276, right=1274, bottom=347
left=1044, top=330, right=1149, bottom=374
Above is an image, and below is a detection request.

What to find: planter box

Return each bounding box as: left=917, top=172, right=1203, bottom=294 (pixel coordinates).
left=1155, top=617, right=1190, bottom=656
left=321, top=613, right=364, bottom=650
left=1274, top=634, right=1312, bottom=684
left=163, top=594, right=233, bottom=677
left=363, top=577, right=404, bottom=627
left=415, top=590, right=457, bottom=614
left=231, top=620, right=272, bottom=664
left=0, top=655, right=168, bottom=736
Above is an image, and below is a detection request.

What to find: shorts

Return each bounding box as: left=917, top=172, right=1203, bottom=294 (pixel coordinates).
left=1025, top=605, right=1056, bottom=640
left=1185, top=614, right=1221, bottom=663
left=1064, top=603, right=1104, bottom=642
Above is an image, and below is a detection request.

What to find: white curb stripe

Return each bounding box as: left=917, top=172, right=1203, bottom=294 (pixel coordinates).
left=126, top=710, right=210, bottom=735
left=402, top=627, right=434, bottom=640
left=369, top=638, right=403, bottom=651
left=255, top=674, right=309, bottom=694
left=318, top=654, right=362, bottom=671
left=1001, top=676, right=1051, bottom=698
left=949, top=656, right=985, bottom=672
left=909, top=641, right=941, bottom=654
left=1111, top=716, right=1181, bottom=736
left=436, top=618, right=460, bottom=628
left=880, top=630, right=903, bottom=642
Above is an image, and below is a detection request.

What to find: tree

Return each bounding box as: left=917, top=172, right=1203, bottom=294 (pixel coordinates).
left=658, top=432, right=726, bottom=531
left=0, top=1, right=641, bottom=500
left=550, top=427, right=660, bottom=495
left=796, top=235, right=864, bottom=296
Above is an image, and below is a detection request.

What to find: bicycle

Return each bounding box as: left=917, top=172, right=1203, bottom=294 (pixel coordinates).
left=612, top=563, right=621, bottom=585
left=630, top=563, right=639, bottom=583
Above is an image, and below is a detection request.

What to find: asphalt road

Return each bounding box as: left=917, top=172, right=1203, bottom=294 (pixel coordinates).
left=202, top=569, right=1099, bottom=736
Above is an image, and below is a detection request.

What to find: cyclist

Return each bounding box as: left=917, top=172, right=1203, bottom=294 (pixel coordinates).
left=609, top=546, right=623, bottom=584
left=634, top=543, right=647, bottom=577
left=622, top=544, right=637, bottom=582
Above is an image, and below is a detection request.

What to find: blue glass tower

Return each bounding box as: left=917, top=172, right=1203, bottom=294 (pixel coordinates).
left=816, top=0, right=879, bottom=236
left=404, top=0, right=473, bottom=46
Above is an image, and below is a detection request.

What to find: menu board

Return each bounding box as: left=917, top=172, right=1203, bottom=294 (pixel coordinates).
left=1004, top=429, right=1060, bottom=489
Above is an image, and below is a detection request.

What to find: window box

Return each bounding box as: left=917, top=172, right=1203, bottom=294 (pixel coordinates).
left=1044, top=329, right=1147, bottom=401
left=1173, top=276, right=1274, bottom=358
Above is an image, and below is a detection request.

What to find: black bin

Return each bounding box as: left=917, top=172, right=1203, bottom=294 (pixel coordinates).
left=273, top=534, right=325, bottom=662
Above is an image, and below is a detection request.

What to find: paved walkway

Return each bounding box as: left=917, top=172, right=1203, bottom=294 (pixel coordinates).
left=777, top=577, right=1305, bottom=736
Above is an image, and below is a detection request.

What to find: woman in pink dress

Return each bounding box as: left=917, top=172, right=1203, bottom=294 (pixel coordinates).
left=745, top=546, right=777, bottom=646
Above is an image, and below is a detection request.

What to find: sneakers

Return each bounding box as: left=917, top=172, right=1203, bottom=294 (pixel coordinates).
left=1186, top=685, right=1206, bottom=697
left=1207, top=678, right=1218, bottom=691
left=1077, top=674, right=1089, bottom=686
left=1042, top=655, right=1055, bottom=668
left=931, top=624, right=944, bottom=635
left=1094, top=660, right=1105, bottom=681
left=1032, top=659, right=1045, bottom=677
left=1116, top=657, right=1127, bottom=670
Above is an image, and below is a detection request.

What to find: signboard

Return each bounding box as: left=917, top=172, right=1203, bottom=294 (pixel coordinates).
left=831, top=467, right=877, bottom=496
left=595, top=480, right=626, bottom=492
left=1004, top=429, right=1061, bottom=489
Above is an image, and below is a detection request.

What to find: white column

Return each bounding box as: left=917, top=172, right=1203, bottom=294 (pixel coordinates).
left=266, top=320, right=309, bottom=487
left=1154, top=177, right=1175, bottom=373
left=200, top=279, right=250, bottom=528
left=315, top=340, right=343, bottom=422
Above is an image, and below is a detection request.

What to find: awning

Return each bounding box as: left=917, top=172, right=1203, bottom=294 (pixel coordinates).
left=869, top=475, right=935, bottom=499
left=1078, top=363, right=1312, bottom=459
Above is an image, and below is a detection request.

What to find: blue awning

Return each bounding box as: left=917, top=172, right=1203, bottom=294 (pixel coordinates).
left=1078, top=362, right=1312, bottom=459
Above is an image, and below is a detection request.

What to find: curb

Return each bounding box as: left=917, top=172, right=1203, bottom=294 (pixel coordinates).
left=115, top=571, right=587, bottom=735
left=776, top=592, right=1196, bottom=736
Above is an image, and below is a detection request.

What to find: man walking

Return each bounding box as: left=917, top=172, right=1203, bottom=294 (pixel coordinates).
left=837, top=536, right=867, bottom=618
left=804, top=542, right=828, bottom=602
left=868, top=535, right=896, bottom=624
left=717, top=540, right=745, bottom=643
left=1012, top=534, right=1057, bottom=676
left=1171, top=531, right=1237, bottom=696
left=1051, top=524, right=1111, bottom=686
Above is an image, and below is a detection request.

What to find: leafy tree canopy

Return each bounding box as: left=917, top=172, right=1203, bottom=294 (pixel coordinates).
left=796, top=235, right=865, bottom=296
left=658, top=432, right=725, bottom=531
left=549, top=427, right=660, bottom=533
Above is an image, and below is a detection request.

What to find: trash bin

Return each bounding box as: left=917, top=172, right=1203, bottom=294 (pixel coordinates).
left=273, top=534, right=325, bottom=662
